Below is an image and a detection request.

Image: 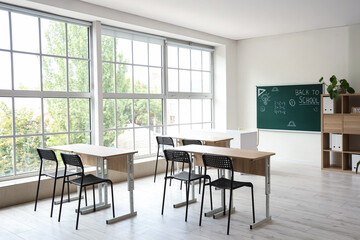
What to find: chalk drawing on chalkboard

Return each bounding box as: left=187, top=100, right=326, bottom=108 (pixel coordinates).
left=272, top=87, right=279, bottom=92
left=313, top=107, right=319, bottom=112
left=289, top=99, right=296, bottom=107
left=258, top=88, right=266, bottom=97
left=274, top=101, right=286, bottom=115
left=260, top=106, right=266, bottom=112
left=287, top=121, right=296, bottom=127
left=260, top=92, right=271, bottom=105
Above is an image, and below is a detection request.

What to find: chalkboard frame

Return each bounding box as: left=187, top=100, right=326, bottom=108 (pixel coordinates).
left=256, top=83, right=324, bottom=132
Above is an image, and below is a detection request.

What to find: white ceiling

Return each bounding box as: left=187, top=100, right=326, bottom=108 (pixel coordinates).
left=81, top=0, right=360, bottom=40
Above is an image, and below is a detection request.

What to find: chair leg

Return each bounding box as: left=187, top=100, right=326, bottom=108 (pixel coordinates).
left=209, top=184, right=213, bottom=210
left=34, top=173, right=41, bottom=212
left=227, top=189, right=233, bottom=235
left=84, top=187, right=88, bottom=206
left=161, top=178, right=168, bottom=215
left=251, top=186, right=255, bottom=223
left=67, top=176, right=70, bottom=202
left=185, top=180, right=190, bottom=222
left=110, top=182, right=115, bottom=218
left=198, top=166, right=202, bottom=194
left=154, top=146, right=160, bottom=182
left=58, top=177, right=66, bottom=222
left=93, top=185, right=96, bottom=212
left=223, top=189, right=226, bottom=216
left=76, top=186, right=83, bottom=230
left=199, top=180, right=206, bottom=226
left=50, top=177, right=57, bottom=217
left=169, top=162, right=174, bottom=186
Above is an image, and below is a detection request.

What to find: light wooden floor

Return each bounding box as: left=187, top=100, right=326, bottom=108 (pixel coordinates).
left=1, top=160, right=360, bottom=240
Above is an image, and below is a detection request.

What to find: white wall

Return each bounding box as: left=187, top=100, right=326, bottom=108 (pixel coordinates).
left=236, top=26, right=360, bottom=164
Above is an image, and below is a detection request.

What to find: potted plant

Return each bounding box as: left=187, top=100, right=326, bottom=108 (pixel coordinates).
left=357, top=161, right=360, bottom=174
left=319, top=75, right=355, bottom=100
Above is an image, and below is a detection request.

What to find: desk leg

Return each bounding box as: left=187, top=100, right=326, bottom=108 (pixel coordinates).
left=250, top=156, right=271, bottom=229
left=106, top=154, right=137, bottom=224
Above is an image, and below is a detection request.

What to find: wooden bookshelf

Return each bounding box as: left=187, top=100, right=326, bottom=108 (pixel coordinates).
left=321, top=93, right=360, bottom=173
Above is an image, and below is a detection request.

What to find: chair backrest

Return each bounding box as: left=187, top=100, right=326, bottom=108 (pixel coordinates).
left=202, top=154, right=233, bottom=171
left=156, top=136, right=174, bottom=147
left=182, top=139, right=202, bottom=146
left=37, top=148, right=58, bottom=162
left=164, top=149, right=191, bottom=165
left=60, top=152, right=84, bottom=171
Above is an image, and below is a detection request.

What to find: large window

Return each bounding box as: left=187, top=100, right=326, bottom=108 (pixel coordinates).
left=0, top=7, right=91, bottom=178
left=101, top=28, right=164, bottom=157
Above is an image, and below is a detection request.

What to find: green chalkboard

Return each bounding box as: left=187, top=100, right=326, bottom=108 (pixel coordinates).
left=257, top=84, right=323, bottom=131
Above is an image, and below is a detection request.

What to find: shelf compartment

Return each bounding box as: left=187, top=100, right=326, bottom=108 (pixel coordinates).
left=323, top=114, right=343, bottom=133
left=343, top=115, right=360, bottom=134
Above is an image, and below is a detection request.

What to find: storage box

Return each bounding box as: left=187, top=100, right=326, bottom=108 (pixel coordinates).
left=323, top=97, right=334, bottom=114
left=352, top=154, right=360, bottom=172
left=330, top=133, right=342, bottom=151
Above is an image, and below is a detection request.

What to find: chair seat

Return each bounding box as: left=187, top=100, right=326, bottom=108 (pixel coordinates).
left=170, top=171, right=205, bottom=182
left=208, top=177, right=253, bottom=190
left=70, top=174, right=111, bottom=187
left=44, top=169, right=79, bottom=179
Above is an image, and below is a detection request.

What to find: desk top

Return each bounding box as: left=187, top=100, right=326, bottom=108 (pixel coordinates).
left=49, top=144, right=138, bottom=158
left=171, top=133, right=233, bottom=143
left=173, top=145, right=275, bottom=161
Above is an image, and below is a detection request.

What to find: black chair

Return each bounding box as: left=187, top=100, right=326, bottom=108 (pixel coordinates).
left=199, top=154, right=255, bottom=235
left=58, top=152, right=115, bottom=230
left=161, top=149, right=209, bottom=222
left=34, top=148, right=83, bottom=217
left=182, top=139, right=203, bottom=193
left=154, top=136, right=175, bottom=183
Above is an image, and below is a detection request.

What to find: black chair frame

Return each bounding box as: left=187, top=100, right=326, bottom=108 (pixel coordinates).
left=58, top=152, right=115, bottom=230
left=199, top=154, right=255, bottom=235
left=154, top=136, right=175, bottom=183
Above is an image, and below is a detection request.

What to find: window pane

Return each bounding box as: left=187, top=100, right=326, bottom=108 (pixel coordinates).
left=0, top=10, right=10, bottom=50
left=150, top=126, right=162, bottom=154
left=191, top=99, right=202, bottom=123
left=203, top=99, right=212, bottom=122
left=192, top=123, right=202, bottom=130
left=179, top=70, right=190, bottom=92
left=116, top=64, right=132, bottom=93
left=202, top=51, right=211, bottom=71
left=44, top=134, right=67, bottom=148
left=167, top=46, right=178, bottom=68
left=167, top=125, right=178, bottom=135
left=134, top=99, right=148, bottom=127
left=179, top=124, right=191, bottom=132
left=42, top=56, right=66, bottom=91
left=117, top=99, right=133, bottom=128
left=179, top=48, right=190, bottom=69
left=102, top=35, right=114, bottom=62
left=69, top=99, right=90, bottom=131
left=15, top=136, right=41, bottom=174
left=0, top=137, right=13, bottom=177
left=133, top=41, right=148, bottom=65
left=44, top=98, right=67, bottom=133
left=168, top=69, right=178, bottom=92
left=203, top=72, right=211, bottom=93
left=149, top=43, right=161, bottom=67
left=203, top=123, right=212, bottom=129
left=68, top=24, right=88, bottom=59
left=191, top=49, right=201, bottom=70
left=135, top=128, right=149, bottom=155
left=149, top=67, right=161, bottom=94
left=167, top=99, right=178, bottom=125
left=117, top=129, right=133, bottom=150
left=104, top=130, right=115, bottom=147
left=103, top=99, right=115, bottom=129
left=102, top=63, right=115, bottom=93
left=12, top=13, right=39, bottom=53
left=116, top=38, right=132, bottom=63
left=150, top=99, right=162, bottom=126
left=191, top=71, right=202, bottom=92
left=0, top=98, right=12, bottom=136
left=13, top=53, right=40, bottom=90
left=41, top=19, right=66, bottom=56
left=179, top=99, right=190, bottom=124
left=134, top=66, right=148, bottom=93
left=15, top=98, right=41, bottom=135
left=70, top=132, right=90, bottom=144
left=69, top=59, right=89, bottom=92
left=0, top=51, right=11, bottom=89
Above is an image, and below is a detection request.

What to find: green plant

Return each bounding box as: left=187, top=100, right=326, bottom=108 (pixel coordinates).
left=319, top=75, right=355, bottom=100
left=356, top=161, right=360, bottom=174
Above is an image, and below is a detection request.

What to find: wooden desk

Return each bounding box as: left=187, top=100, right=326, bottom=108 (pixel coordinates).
left=49, top=144, right=137, bottom=224
left=171, top=133, right=233, bottom=147
left=173, top=145, right=275, bottom=229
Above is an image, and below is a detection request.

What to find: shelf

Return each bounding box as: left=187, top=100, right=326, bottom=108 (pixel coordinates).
left=343, top=150, right=360, bottom=154
left=322, top=166, right=342, bottom=172
left=323, top=149, right=342, bottom=153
